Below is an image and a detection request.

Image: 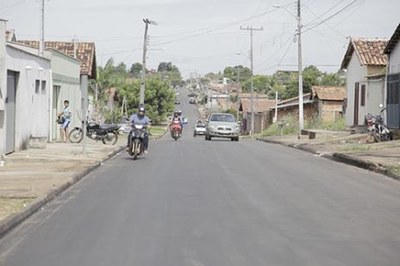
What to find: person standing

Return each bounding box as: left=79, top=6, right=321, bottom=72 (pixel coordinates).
left=58, top=100, right=71, bottom=143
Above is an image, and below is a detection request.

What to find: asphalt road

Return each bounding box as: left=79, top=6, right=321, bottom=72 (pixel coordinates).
left=1, top=92, right=400, bottom=266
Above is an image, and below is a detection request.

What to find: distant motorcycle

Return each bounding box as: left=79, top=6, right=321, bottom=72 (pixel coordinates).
left=128, top=124, right=147, bottom=160
left=170, top=120, right=182, bottom=141
left=68, top=121, right=120, bottom=145
left=365, top=105, right=393, bottom=142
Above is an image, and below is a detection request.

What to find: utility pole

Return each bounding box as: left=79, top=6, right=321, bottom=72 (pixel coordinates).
left=297, top=0, right=304, bottom=135
left=140, top=18, right=156, bottom=106
left=39, top=0, right=45, bottom=57
left=240, top=26, right=263, bottom=138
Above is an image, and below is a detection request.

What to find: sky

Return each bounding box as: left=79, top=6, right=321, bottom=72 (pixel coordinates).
left=1, top=0, right=399, bottom=78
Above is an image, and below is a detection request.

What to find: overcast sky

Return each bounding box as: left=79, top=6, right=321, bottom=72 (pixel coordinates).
left=2, top=0, right=399, bottom=78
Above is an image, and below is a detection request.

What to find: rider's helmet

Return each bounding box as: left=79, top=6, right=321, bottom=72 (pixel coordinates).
left=177, top=110, right=182, bottom=116
left=138, top=105, right=145, bottom=118
left=173, top=111, right=179, bottom=118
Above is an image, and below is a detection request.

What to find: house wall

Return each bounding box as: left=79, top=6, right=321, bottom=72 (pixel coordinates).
left=344, top=54, right=368, bottom=126
left=0, top=45, right=51, bottom=154
left=50, top=50, right=81, bottom=141
left=320, top=101, right=343, bottom=123
left=276, top=103, right=317, bottom=125
left=367, top=77, right=385, bottom=115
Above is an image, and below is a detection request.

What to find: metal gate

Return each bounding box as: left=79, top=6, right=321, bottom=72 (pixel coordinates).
left=5, top=71, right=18, bottom=154
left=387, top=73, right=400, bottom=129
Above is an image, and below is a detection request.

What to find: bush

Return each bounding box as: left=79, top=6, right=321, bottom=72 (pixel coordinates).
left=262, top=115, right=299, bottom=136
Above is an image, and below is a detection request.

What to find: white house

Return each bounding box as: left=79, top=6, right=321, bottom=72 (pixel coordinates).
left=340, top=38, right=388, bottom=127
left=384, top=23, right=400, bottom=129
left=0, top=19, right=51, bottom=155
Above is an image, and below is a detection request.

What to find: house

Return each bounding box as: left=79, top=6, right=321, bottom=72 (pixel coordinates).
left=273, top=93, right=315, bottom=124
left=384, top=23, right=400, bottom=129
left=311, top=86, right=346, bottom=123
left=240, top=97, right=276, bottom=134
left=0, top=19, right=51, bottom=154
left=16, top=40, right=97, bottom=140
left=341, top=38, right=388, bottom=127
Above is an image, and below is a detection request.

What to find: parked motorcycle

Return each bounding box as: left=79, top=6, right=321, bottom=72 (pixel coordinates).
left=68, top=121, right=120, bottom=145
left=170, top=120, right=182, bottom=141
left=128, top=124, right=147, bottom=160
left=365, top=105, right=393, bottom=142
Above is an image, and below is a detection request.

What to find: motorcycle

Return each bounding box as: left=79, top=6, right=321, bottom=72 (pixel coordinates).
left=68, top=121, right=120, bottom=145
left=365, top=105, right=393, bottom=142
left=170, top=120, right=182, bottom=141
left=128, top=124, right=147, bottom=160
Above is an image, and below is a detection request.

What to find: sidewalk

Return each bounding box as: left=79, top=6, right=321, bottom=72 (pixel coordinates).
left=258, top=130, right=400, bottom=180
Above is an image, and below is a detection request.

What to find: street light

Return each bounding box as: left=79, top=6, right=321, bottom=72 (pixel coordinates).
left=140, top=18, right=157, bottom=106
left=273, top=1, right=304, bottom=135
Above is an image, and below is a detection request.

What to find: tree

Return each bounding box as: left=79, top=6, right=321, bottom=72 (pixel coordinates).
left=320, top=72, right=344, bottom=86
left=129, top=62, right=142, bottom=78
left=223, top=65, right=251, bottom=83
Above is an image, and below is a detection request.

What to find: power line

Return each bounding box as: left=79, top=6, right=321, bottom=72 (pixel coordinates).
left=301, top=0, right=358, bottom=34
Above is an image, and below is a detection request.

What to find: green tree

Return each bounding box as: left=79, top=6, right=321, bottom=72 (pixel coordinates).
left=129, top=62, right=142, bottom=78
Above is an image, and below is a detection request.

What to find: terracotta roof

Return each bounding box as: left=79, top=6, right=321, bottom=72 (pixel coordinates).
left=341, top=38, right=388, bottom=69
left=240, top=98, right=276, bottom=113
left=384, top=23, right=400, bottom=54
left=17, top=40, right=96, bottom=78
left=311, top=86, right=346, bottom=101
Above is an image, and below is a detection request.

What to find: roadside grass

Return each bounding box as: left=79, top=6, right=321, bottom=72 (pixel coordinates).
left=306, top=117, right=347, bottom=131
left=149, top=125, right=167, bottom=137
left=262, top=115, right=347, bottom=137
left=388, top=165, right=400, bottom=178
left=262, top=115, right=299, bottom=136
left=338, top=144, right=373, bottom=152
left=0, top=197, right=34, bottom=221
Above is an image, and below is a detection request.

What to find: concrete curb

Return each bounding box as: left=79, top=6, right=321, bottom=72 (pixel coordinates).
left=0, top=145, right=125, bottom=238
left=257, top=137, right=399, bottom=180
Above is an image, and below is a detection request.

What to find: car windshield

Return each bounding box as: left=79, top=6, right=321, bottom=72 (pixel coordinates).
left=196, top=125, right=205, bottom=128
left=210, top=114, right=235, bottom=122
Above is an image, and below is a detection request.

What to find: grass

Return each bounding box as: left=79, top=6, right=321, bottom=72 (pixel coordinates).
left=0, top=197, right=34, bottom=221
left=262, top=115, right=299, bottom=136
left=306, top=117, right=347, bottom=131
left=149, top=125, right=167, bottom=137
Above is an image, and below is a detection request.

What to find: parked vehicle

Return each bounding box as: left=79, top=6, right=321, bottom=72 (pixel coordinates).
left=365, top=105, right=393, bottom=142
left=68, top=121, right=119, bottom=145
left=205, top=113, right=239, bottom=141
left=128, top=124, right=147, bottom=160
left=193, top=123, right=206, bottom=136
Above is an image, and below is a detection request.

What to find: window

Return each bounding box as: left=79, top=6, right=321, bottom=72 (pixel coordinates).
left=41, top=80, right=46, bottom=93
left=35, top=80, right=40, bottom=94
left=361, top=84, right=366, bottom=106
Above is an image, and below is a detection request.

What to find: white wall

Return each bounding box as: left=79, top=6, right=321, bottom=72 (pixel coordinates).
left=345, top=53, right=367, bottom=126
left=50, top=50, right=81, bottom=140
left=367, top=77, right=385, bottom=115
left=0, top=45, right=51, bottom=153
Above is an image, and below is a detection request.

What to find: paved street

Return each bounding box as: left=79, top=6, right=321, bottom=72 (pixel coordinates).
left=0, top=101, right=400, bottom=266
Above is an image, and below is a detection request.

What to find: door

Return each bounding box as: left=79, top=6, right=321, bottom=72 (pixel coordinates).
left=387, top=73, right=400, bottom=128
left=51, top=85, right=61, bottom=140
left=354, top=82, right=359, bottom=126
left=5, top=71, right=18, bottom=154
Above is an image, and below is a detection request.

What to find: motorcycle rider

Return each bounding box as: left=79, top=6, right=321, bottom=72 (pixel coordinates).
left=127, top=105, right=150, bottom=153
left=170, top=111, right=183, bottom=134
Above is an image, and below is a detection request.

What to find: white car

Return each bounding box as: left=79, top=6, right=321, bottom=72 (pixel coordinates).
left=193, top=124, right=206, bottom=136
left=205, top=113, right=240, bottom=141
